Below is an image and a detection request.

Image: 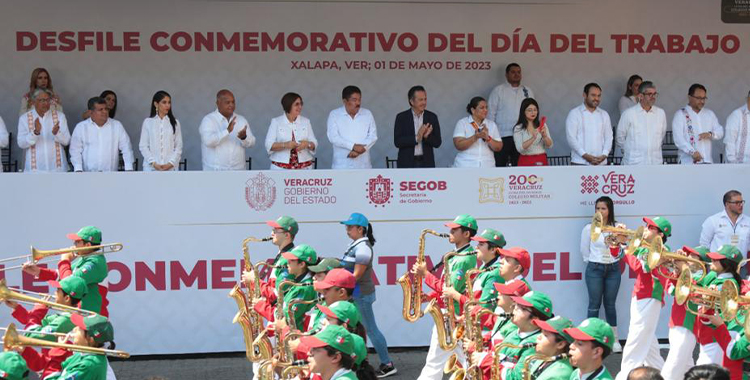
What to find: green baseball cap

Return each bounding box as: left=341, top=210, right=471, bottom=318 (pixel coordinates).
left=471, top=228, right=506, bottom=247
left=308, top=258, right=342, bottom=273
left=267, top=216, right=299, bottom=236
left=0, top=352, right=29, bottom=380
left=300, top=325, right=355, bottom=356
left=318, top=301, right=361, bottom=327
left=66, top=226, right=102, bottom=244
left=533, top=315, right=574, bottom=343
left=281, top=244, right=318, bottom=265
left=445, top=214, right=477, bottom=231
left=351, top=334, right=367, bottom=366
left=563, top=318, right=615, bottom=351
left=683, top=245, right=711, bottom=263
left=511, top=291, right=553, bottom=318
left=643, top=217, right=671, bottom=237
left=708, top=245, right=743, bottom=264
left=71, top=314, right=114, bottom=344
left=48, top=276, right=88, bottom=299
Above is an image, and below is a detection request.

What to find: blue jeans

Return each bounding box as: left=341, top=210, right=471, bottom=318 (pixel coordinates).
left=354, top=291, right=392, bottom=365
left=584, top=261, right=621, bottom=326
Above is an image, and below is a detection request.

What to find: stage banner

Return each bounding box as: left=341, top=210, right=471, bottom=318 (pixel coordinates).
left=1, top=0, right=748, bottom=170
left=0, top=164, right=748, bottom=354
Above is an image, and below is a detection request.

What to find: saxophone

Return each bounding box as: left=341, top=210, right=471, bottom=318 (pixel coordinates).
left=491, top=342, right=536, bottom=380
left=257, top=358, right=276, bottom=380
left=229, top=235, right=272, bottom=362
left=397, top=229, right=449, bottom=322
left=463, top=308, right=496, bottom=380
left=521, top=353, right=569, bottom=380
left=281, top=361, right=310, bottom=380
left=277, top=330, right=314, bottom=379
left=426, top=250, right=476, bottom=351
left=453, top=267, right=490, bottom=345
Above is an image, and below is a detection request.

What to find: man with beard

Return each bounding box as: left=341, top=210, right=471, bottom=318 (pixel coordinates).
left=565, top=83, right=613, bottom=166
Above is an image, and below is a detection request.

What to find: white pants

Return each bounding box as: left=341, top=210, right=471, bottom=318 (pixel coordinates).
left=417, top=324, right=466, bottom=380
left=697, top=342, right=724, bottom=365
left=106, top=360, right=117, bottom=380
left=661, top=326, right=696, bottom=380
left=616, top=298, right=664, bottom=380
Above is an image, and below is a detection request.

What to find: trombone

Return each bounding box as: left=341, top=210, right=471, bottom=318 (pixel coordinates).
left=0, top=243, right=123, bottom=272
left=0, top=279, right=98, bottom=317
left=0, top=327, right=67, bottom=338
left=2, top=323, right=130, bottom=358
left=589, top=213, right=646, bottom=255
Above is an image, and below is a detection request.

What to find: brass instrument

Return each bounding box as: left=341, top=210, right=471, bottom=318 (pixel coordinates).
left=398, top=229, right=449, bottom=322
left=0, top=327, right=67, bottom=338
left=0, top=243, right=123, bottom=272
left=463, top=307, right=495, bottom=380
left=444, top=353, right=465, bottom=380
left=738, top=259, right=750, bottom=275
left=1, top=323, right=129, bottom=358
left=0, top=279, right=97, bottom=317
left=281, top=361, right=310, bottom=380
left=521, top=353, right=569, bottom=380
left=278, top=331, right=314, bottom=379
left=257, top=358, right=276, bottom=380
left=590, top=212, right=645, bottom=254
left=491, top=342, right=536, bottom=380
left=646, top=247, right=707, bottom=281
left=286, top=299, right=318, bottom=331
left=426, top=250, right=476, bottom=351
left=674, top=269, right=733, bottom=321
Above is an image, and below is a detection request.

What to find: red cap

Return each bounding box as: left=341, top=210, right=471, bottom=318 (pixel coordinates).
left=533, top=319, right=557, bottom=333
left=314, top=268, right=356, bottom=291
left=564, top=327, right=596, bottom=341
left=498, top=247, right=531, bottom=270
left=66, top=233, right=81, bottom=241
left=511, top=295, right=532, bottom=307
left=493, top=280, right=530, bottom=297
left=682, top=246, right=699, bottom=256
left=266, top=220, right=282, bottom=229
left=317, top=304, right=337, bottom=319
left=707, top=251, right=725, bottom=260
left=281, top=251, right=297, bottom=261
left=70, top=313, right=86, bottom=330
left=47, top=280, right=63, bottom=289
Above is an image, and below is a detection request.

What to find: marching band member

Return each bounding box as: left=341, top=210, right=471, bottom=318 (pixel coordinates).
left=617, top=217, right=672, bottom=380
left=662, top=246, right=713, bottom=380
left=338, top=212, right=396, bottom=377
left=706, top=291, right=750, bottom=380
left=496, top=291, right=554, bottom=379
left=565, top=318, right=616, bottom=380
left=309, top=258, right=343, bottom=283
left=317, top=304, right=376, bottom=380
left=23, top=227, right=110, bottom=316
left=0, top=351, right=30, bottom=380
left=412, top=214, right=478, bottom=380
left=45, top=314, right=116, bottom=380
left=302, top=325, right=359, bottom=380
left=505, top=316, right=575, bottom=380
left=444, top=228, right=506, bottom=311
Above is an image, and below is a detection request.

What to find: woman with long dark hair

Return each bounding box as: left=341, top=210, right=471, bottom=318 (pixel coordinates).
left=579, top=196, right=624, bottom=353
left=82, top=90, right=118, bottom=120
left=513, top=98, right=553, bottom=166
left=139, top=90, right=183, bottom=171
left=21, top=68, right=63, bottom=115
left=619, top=74, right=643, bottom=115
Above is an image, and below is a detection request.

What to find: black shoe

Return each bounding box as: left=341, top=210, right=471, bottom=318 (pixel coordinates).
left=376, top=362, right=397, bottom=378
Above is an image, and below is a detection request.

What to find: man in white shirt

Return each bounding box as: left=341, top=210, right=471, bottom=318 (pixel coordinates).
left=17, top=88, right=70, bottom=172
left=671, top=84, right=724, bottom=164
left=565, top=83, right=613, bottom=166
left=199, top=89, right=255, bottom=171
left=724, top=90, right=750, bottom=164
left=70, top=97, right=134, bottom=172
left=487, top=63, right=534, bottom=167
left=326, top=85, right=377, bottom=169
left=700, top=190, right=750, bottom=257
left=616, top=81, right=667, bottom=165
left=0, top=116, right=8, bottom=172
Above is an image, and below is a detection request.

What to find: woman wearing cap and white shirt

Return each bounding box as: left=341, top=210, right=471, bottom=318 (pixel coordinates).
left=266, top=92, right=317, bottom=170
left=139, top=90, right=182, bottom=171
left=453, top=96, right=503, bottom=168
left=339, top=213, right=396, bottom=377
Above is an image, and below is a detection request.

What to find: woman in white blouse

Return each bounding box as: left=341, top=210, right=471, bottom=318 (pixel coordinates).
left=618, top=74, right=642, bottom=116
left=139, top=90, right=183, bottom=171
left=265, top=92, right=317, bottom=170
left=579, top=196, right=626, bottom=352
left=452, top=96, right=503, bottom=168
left=513, top=98, right=553, bottom=166
left=20, top=68, right=63, bottom=115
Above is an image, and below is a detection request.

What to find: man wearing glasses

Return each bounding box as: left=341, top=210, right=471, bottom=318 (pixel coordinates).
left=16, top=88, right=71, bottom=172
left=671, top=84, right=724, bottom=164
left=700, top=190, right=750, bottom=267
left=616, top=81, right=667, bottom=165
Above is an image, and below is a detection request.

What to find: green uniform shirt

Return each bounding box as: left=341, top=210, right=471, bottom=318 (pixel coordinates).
left=568, top=366, right=613, bottom=380
left=498, top=329, right=541, bottom=378
left=282, top=275, right=317, bottom=330
left=331, top=369, right=358, bottom=380
left=447, top=245, right=477, bottom=314
left=273, top=244, right=295, bottom=293
left=46, top=353, right=107, bottom=380
left=474, top=259, right=504, bottom=310
left=25, top=312, right=74, bottom=342
left=506, top=357, right=573, bottom=380
left=70, top=255, right=107, bottom=314
left=490, top=314, right=517, bottom=340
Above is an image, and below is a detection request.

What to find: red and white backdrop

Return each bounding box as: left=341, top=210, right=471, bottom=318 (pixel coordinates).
left=0, top=165, right=748, bottom=354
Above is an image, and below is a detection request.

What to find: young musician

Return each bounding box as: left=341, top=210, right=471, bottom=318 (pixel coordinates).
left=412, top=214, right=479, bottom=380
left=565, top=318, right=615, bottom=380
left=444, top=228, right=506, bottom=311
left=302, top=325, right=359, bottom=380
left=505, top=316, right=575, bottom=380
left=0, top=351, right=30, bottom=380
left=617, top=217, right=672, bottom=379
left=46, top=314, right=116, bottom=380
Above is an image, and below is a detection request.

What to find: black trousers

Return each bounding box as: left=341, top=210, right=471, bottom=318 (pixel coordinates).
left=495, top=136, right=519, bottom=167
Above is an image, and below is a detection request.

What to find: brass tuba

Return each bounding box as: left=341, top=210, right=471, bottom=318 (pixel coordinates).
left=398, top=229, right=449, bottom=322
left=2, top=323, right=129, bottom=358
left=491, top=342, right=536, bottom=380
left=521, top=353, right=569, bottom=380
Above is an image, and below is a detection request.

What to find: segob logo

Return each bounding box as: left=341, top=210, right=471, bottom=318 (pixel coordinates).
left=366, top=175, right=393, bottom=207
left=245, top=172, right=277, bottom=211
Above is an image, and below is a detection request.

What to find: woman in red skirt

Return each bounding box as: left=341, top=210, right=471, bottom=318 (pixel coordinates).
left=513, top=98, right=553, bottom=166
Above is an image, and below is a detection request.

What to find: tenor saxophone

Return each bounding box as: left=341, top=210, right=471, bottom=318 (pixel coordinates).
left=397, top=229, right=449, bottom=322
left=429, top=250, right=477, bottom=351
left=491, top=342, right=536, bottom=380
left=521, top=353, right=569, bottom=380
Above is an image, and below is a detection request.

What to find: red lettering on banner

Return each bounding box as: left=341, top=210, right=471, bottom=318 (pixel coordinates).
left=533, top=252, right=556, bottom=281
left=428, top=33, right=447, bottom=52
left=170, top=260, right=208, bottom=290
left=136, top=262, right=166, bottom=291
left=379, top=256, right=404, bottom=284
left=151, top=31, right=169, bottom=52
left=22, top=265, right=49, bottom=294
left=559, top=252, right=582, bottom=280
left=108, top=261, right=131, bottom=292
left=16, top=32, right=37, bottom=51
left=212, top=259, right=236, bottom=289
